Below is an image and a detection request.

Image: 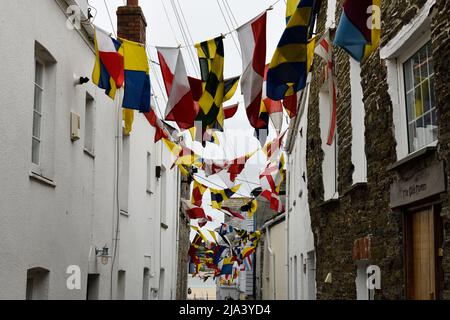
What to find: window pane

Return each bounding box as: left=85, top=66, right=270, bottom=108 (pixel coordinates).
left=414, top=85, right=423, bottom=118
left=32, top=138, right=40, bottom=165
left=412, top=52, right=421, bottom=84
left=422, top=79, right=430, bottom=112
left=35, top=61, right=43, bottom=86
left=408, top=123, right=416, bottom=152
left=406, top=91, right=414, bottom=122
left=431, top=109, right=438, bottom=141
left=34, top=85, right=42, bottom=113
left=33, top=111, right=41, bottom=139
left=429, top=76, right=436, bottom=108
left=403, top=59, right=413, bottom=91
left=419, top=45, right=428, bottom=79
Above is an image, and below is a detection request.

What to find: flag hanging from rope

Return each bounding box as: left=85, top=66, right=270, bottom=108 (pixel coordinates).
left=334, top=0, right=381, bottom=62
left=92, top=27, right=124, bottom=99
left=120, top=38, right=151, bottom=113
left=262, top=130, right=287, bottom=161
left=241, top=199, right=258, bottom=219
left=315, top=31, right=337, bottom=145
left=195, top=37, right=226, bottom=131
left=227, top=150, right=258, bottom=182
left=181, top=199, right=207, bottom=220
left=210, top=185, right=241, bottom=210
left=262, top=65, right=284, bottom=134
left=157, top=47, right=198, bottom=129
left=237, top=12, right=268, bottom=130
left=221, top=206, right=245, bottom=220
left=191, top=179, right=209, bottom=207
left=143, top=109, right=170, bottom=143
left=267, top=0, right=317, bottom=101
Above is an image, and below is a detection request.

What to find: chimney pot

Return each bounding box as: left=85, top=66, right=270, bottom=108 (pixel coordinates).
left=127, top=0, right=139, bottom=6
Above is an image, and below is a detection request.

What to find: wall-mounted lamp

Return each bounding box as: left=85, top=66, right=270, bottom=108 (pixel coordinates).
left=74, top=74, right=90, bottom=86
left=155, top=166, right=162, bottom=180
left=95, top=245, right=111, bottom=265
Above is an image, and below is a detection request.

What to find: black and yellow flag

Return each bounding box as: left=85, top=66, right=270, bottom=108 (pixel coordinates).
left=195, top=37, right=226, bottom=131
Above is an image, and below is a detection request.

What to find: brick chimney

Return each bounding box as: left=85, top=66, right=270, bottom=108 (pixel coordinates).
left=117, top=0, right=147, bottom=44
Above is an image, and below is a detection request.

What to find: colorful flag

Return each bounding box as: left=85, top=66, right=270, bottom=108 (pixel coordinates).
left=92, top=27, right=124, bottom=99
left=263, top=66, right=284, bottom=134
left=157, top=47, right=198, bottom=129
left=260, top=161, right=284, bottom=194
left=223, top=103, right=239, bottom=120
left=267, top=0, right=317, bottom=101
left=237, top=12, right=268, bottom=130
left=241, top=199, right=258, bottom=219
left=315, top=31, right=337, bottom=145
left=227, top=150, right=257, bottom=182
left=221, top=207, right=245, bottom=220
left=334, top=0, right=381, bottom=62
left=219, top=223, right=234, bottom=236
left=210, top=185, right=241, bottom=210
left=261, top=190, right=285, bottom=213
left=195, top=37, right=226, bottom=130
left=262, top=130, right=287, bottom=161
left=143, top=109, right=170, bottom=143
left=122, top=109, right=134, bottom=136
left=121, top=38, right=151, bottom=113
left=220, top=257, right=235, bottom=275
left=162, top=138, right=202, bottom=176
left=191, top=179, right=209, bottom=207
left=182, top=199, right=207, bottom=220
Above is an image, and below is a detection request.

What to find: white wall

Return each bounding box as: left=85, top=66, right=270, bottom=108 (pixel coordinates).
left=0, top=0, right=180, bottom=300
left=287, top=94, right=316, bottom=300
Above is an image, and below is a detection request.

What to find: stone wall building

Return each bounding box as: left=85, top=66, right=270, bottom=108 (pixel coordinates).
left=288, top=0, right=450, bottom=300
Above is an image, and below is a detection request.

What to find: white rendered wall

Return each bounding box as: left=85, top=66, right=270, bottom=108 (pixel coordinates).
left=287, top=100, right=316, bottom=300
left=0, top=0, right=179, bottom=300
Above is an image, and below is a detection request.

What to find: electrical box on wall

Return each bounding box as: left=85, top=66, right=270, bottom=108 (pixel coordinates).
left=70, top=111, right=81, bottom=142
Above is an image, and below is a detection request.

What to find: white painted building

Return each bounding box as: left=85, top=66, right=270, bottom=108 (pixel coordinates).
left=0, top=0, right=180, bottom=300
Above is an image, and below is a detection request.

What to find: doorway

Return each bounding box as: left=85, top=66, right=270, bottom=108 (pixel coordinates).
left=405, top=205, right=443, bottom=300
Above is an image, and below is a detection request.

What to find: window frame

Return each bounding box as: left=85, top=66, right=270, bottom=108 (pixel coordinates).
left=397, top=33, right=436, bottom=155
left=32, top=59, right=45, bottom=168
left=83, top=92, right=96, bottom=157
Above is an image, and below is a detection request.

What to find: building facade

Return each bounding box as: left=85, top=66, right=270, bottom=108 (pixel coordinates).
left=286, top=0, right=449, bottom=300
left=0, top=0, right=181, bottom=300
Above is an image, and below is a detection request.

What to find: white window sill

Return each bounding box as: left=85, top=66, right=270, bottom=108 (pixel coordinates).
left=29, top=171, right=56, bottom=188
left=83, top=148, right=95, bottom=159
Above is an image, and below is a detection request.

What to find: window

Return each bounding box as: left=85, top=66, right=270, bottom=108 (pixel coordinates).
left=32, top=61, right=44, bottom=165
left=349, top=57, right=367, bottom=184
left=319, top=89, right=339, bottom=200
left=160, top=165, right=167, bottom=227
left=26, top=267, right=49, bottom=300
left=31, top=42, right=56, bottom=180
left=120, top=135, right=130, bottom=215
left=403, top=41, right=437, bottom=153
left=117, top=270, right=126, bottom=300
left=142, top=268, right=150, bottom=300
left=84, top=93, right=95, bottom=155
left=86, top=274, right=100, bottom=300
left=146, top=152, right=153, bottom=194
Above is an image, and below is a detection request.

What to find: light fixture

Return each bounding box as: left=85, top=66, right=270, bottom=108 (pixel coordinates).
left=74, top=74, right=90, bottom=86
left=95, top=245, right=111, bottom=265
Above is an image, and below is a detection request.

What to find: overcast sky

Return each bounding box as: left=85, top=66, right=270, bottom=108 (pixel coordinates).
left=89, top=0, right=289, bottom=238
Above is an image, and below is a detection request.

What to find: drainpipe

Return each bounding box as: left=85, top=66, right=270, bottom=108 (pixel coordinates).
left=285, top=159, right=290, bottom=300
left=261, top=213, right=286, bottom=300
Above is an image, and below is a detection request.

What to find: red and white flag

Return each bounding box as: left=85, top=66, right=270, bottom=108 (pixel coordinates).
left=259, top=162, right=283, bottom=194
left=237, top=12, right=267, bottom=129
left=94, top=27, right=124, bottom=88
left=262, top=65, right=284, bottom=134
left=181, top=199, right=207, bottom=220
left=261, top=190, right=285, bottom=214
left=314, top=31, right=337, bottom=146
left=157, top=47, right=198, bottom=130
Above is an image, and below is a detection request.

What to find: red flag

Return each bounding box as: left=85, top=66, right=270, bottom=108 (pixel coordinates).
left=144, top=109, right=169, bottom=143
left=221, top=207, right=245, bottom=220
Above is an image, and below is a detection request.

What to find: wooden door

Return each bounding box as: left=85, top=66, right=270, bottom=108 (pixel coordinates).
left=409, top=207, right=436, bottom=300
